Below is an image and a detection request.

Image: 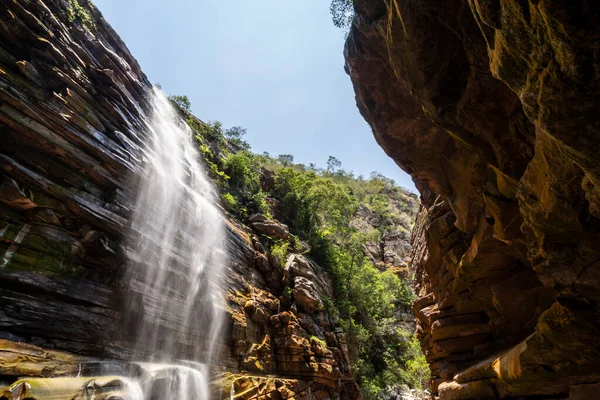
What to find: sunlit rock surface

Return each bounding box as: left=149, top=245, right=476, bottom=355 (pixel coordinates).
left=346, top=0, right=600, bottom=398
left=3, top=376, right=141, bottom=400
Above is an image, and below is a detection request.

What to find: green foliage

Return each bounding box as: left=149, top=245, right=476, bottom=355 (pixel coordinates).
left=322, top=295, right=339, bottom=320
left=272, top=167, right=358, bottom=249
left=261, top=161, right=422, bottom=397
left=221, top=192, right=237, bottom=211
left=309, top=336, right=328, bottom=348
left=330, top=0, right=354, bottom=29
left=277, top=154, right=294, bottom=166
left=282, top=285, right=292, bottom=300
left=224, top=126, right=251, bottom=151
left=225, top=152, right=260, bottom=194
left=341, top=262, right=424, bottom=397
left=198, top=121, right=227, bottom=146
left=327, top=155, right=342, bottom=173
left=270, top=240, right=290, bottom=268
left=223, top=151, right=270, bottom=219
left=66, top=0, right=96, bottom=33
left=339, top=317, right=371, bottom=367
left=169, top=95, right=192, bottom=113
left=399, top=336, right=430, bottom=389
left=195, top=133, right=229, bottom=187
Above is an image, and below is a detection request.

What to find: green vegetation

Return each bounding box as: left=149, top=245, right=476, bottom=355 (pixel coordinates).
left=170, top=93, right=428, bottom=398
left=310, top=335, right=328, bottom=348
left=224, top=126, right=251, bottom=151
left=169, top=95, right=192, bottom=113
left=66, top=0, right=96, bottom=34
left=330, top=0, right=354, bottom=29
left=270, top=241, right=290, bottom=268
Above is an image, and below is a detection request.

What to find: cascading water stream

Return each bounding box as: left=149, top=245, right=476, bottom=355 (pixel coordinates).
left=123, top=87, right=226, bottom=398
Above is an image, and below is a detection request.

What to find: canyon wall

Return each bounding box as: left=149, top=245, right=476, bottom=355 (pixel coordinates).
left=0, top=1, right=360, bottom=398
left=346, top=0, right=600, bottom=398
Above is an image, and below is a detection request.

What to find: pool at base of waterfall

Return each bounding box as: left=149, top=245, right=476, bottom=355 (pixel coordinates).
left=1, top=362, right=211, bottom=400
left=1, top=361, right=329, bottom=400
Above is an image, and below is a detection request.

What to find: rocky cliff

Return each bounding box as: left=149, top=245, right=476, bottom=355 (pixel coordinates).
left=346, top=0, right=600, bottom=398
left=0, top=1, right=361, bottom=398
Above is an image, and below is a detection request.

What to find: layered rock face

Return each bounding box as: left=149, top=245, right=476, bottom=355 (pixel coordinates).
left=0, top=1, right=358, bottom=398
left=0, top=0, right=151, bottom=357
left=346, top=0, right=600, bottom=398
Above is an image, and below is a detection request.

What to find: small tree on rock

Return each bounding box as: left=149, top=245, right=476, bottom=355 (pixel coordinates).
left=224, top=126, right=251, bottom=151
left=168, top=95, right=192, bottom=113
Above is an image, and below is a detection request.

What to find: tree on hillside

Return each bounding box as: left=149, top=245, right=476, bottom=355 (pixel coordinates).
left=330, top=0, right=354, bottom=29
left=168, top=95, right=191, bottom=113
left=327, top=156, right=342, bottom=173
left=277, top=154, right=294, bottom=166
left=224, top=126, right=251, bottom=151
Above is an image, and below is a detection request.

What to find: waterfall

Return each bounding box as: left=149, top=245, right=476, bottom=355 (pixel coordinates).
left=136, top=363, right=209, bottom=400
left=123, top=87, right=226, bottom=398
left=122, top=378, right=145, bottom=400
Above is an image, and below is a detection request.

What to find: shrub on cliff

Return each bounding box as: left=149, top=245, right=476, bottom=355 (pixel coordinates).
left=224, top=126, right=251, bottom=151
left=65, top=0, right=96, bottom=34
left=224, top=152, right=270, bottom=218
left=168, top=95, right=192, bottom=113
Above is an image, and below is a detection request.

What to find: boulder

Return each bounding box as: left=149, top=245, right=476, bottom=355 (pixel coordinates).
left=248, top=213, right=294, bottom=242
left=293, top=277, right=324, bottom=312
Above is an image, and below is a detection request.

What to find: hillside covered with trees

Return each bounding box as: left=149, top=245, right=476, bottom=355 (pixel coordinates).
left=170, top=94, right=428, bottom=398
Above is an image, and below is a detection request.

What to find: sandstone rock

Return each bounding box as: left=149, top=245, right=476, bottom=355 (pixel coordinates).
left=346, top=0, right=600, bottom=397
left=284, top=254, right=333, bottom=299
left=3, top=376, right=138, bottom=400
left=0, top=340, right=80, bottom=378
left=293, top=277, right=324, bottom=312
left=249, top=213, right=294, bottom=243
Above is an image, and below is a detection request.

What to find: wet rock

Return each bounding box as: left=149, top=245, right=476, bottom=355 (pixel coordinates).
left=2, top=376, right=139, bottom=400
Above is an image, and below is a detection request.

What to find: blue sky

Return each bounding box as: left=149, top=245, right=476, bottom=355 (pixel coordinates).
left=94, top=0, right=416, bottom=192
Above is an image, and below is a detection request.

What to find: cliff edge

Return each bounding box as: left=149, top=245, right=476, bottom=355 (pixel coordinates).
left=345, top=0, right=600, bottom=398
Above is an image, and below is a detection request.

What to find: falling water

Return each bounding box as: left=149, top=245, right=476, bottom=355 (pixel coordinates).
left=124, top=87, right=226, bottom=398
left=135, top=363, right=210, bottom=400
left=122, top=378, right=145, bottom=400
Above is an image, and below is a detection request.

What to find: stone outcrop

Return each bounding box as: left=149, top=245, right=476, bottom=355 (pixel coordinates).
left=0, top=0, right=358, bottom=398
left=0, top=340, right=80, bottom=379
left=346, top=0, right=600, bottom=398
left=224, top=247, right=358, bottom=397
left=248, top=213, right=295, bottom=244
left=4, top=376, right=135, bottom=400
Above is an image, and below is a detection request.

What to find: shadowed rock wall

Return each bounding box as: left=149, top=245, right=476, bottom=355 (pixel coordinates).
left=345, top=0, right=600, bottom=398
